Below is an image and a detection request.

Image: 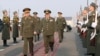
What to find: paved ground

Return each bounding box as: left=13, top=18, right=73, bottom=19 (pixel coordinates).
left=0, top=28, right=88, bottom=56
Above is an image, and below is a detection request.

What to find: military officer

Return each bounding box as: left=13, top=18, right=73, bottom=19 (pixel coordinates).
left=2, top=10, right=10, bottom=47
left=33, top=12, right=41, bottom=42
left=12, top=11, right=19, bottom=43
left=20, top=8, right=36, bottom=56
left=81, top=7, right=88, bottom=48
left=41, top=9, right=55, bottom=56
left=86, top=2, right=98, bottom=56
left=95, top=12, right=100, bottom=56
left=56, top=12, right=66, bottom=43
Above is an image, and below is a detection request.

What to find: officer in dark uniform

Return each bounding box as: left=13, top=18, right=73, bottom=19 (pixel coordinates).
left=12, top=11, right=19, bottom=43
left=33, top=12, right=41, bottom=42
left=41, top=9, right=55, bottom=56
left=95, top=12, right=100, bottom=56
left=2, top=10, right=10, bottom=47
left=81, top=7, right=88, bottom=48
left=56, top=12, right=66, bottom=43
left=86, top=2, right=98, bottom=56
left=20, top=8, right=36, bottom=56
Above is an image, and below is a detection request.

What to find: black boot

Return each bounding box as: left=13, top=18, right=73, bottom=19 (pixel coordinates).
left=3, top=40, right=9, bottom=47
left=34, top=35, right=37, bottom=42
left=37, top=34, right=40, bottom=41
left=24, top=55, right=27, bottom=56
left=49, top=42, right=54, bottom=51
left=92, top=54, right=95, bottom=56
left=13, top=38, right=18, bottom=43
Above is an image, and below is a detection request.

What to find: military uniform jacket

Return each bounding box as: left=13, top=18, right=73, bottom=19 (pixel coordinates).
left=2, top=16, right=10, bottom=40
left=33, top=17, right=41, bottom=33
left=41, top=17, right=55, bottom=35
left=56, top=17, right=66, bottom=30
left=12, top=16, right=19, bottom=38
left=20, top=16, right=36, bottom=38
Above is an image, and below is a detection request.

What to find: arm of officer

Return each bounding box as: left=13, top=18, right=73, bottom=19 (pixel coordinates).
left=55, top=18, right=58, bottom=31
left=20, top=18, right=23, bottom=36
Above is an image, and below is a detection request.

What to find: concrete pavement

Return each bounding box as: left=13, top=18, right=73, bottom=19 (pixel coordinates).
left=0, top=28, right=87, bottom=56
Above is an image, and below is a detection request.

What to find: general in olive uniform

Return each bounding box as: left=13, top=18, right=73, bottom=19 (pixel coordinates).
left=41, top=9, right=55, bottom=56
left=2, top=10, right=10, bottom=47
left=20, top=8, right=36, bottom=56
left=12, top=11, right=19, bottom=43
left=86, top=3, right=98, bottom=56
left=33, top=12, right=41, bottom=42
left=56, top=12, right=66, bottom=43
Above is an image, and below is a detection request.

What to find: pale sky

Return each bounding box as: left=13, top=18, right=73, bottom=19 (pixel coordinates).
left=0, top=0, right=99, bottom=19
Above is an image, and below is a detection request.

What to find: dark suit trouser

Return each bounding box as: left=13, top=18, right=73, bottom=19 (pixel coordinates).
left=58, top=29, right=64, bottom=42
left=23, top=37, right=34, bottom=55
left=43, top=35, right=54, bottom=54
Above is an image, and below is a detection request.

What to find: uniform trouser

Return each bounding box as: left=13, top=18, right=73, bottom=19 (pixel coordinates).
left=34, top=33, right=40, bottom=41
left=43, top=35, right=54, bottom=54
left=13, top=37, right=17, bottom=42
left=95, top=34, right=100, bottom=56
left=58, top=29, right=64, bottom=42
left=23, top=37, right=34, bottom=55
left=3, top=40, right=7, bottom=46
left=86, top=30, right=95, bottom=54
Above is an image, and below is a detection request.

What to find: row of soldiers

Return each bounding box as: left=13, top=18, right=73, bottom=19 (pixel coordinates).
left=0, top=8, right=67, bottom=56
left=77, top=2, right=100, bottom=56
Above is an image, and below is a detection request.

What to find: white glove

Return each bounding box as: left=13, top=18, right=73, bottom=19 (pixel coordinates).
left=91, top=22, right=97, bottom=28
left=78, top=21, right=83, bottom=26
left=81, top=28, right=87, bottom=32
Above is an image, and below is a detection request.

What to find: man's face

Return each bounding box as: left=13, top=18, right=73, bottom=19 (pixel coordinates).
left=89, top=6, right=94, bottom=11
left=45, top=13, right=50, bottom=17
left=34, top=14, right=37, bottom=17
left=82, top=10, right=88, bottom=15
left=4, top=12, right=8, bottom=16
left=24, top=12, right=30, bottom=17
left=14, top=13, right=18, bottom=16
left=58, top=14, right=62, bottom=17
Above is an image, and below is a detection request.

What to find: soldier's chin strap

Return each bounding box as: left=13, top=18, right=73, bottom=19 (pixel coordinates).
left=90, top=11, right=98, bottom=40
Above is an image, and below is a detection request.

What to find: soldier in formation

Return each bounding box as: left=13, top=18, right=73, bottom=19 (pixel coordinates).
left=77, top=2, right=100, bottom=56
left=12, top=11, right=19, bottom=43
left=2, top=10, right=10, bottom=47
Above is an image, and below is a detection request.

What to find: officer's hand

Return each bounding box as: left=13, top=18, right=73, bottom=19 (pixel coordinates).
left=54, top=32, right=58, bottom=35
left=34, top=31, right=37, bottom=34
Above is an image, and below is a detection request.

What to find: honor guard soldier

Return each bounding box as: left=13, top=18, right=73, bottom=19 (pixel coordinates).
left=56, top=12, right=66, bottom=43
left=2, top=10, right=10, bottom=47
left=20, top=8, right=36, bottom=56
left=33, top=12, right=41, bottom=42
left=12, top=11, right=19, bottom=43
left=86, top=2, right=98, bottom=56
left=41, top=9, right=55, bottom=56
left=81, top=7, right=88, bottom=48
left=95, top=9, right=100, bottom=56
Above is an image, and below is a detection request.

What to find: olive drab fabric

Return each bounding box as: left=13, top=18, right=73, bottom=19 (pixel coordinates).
left=2, top=16, right=10, bottom=40
left=41, top=17, right=55, bottom=53
left=20, top=16, right=36, bottom=38
left=12, top=16, right=19, bottom=38
left=95, top=16, right=100, bottom=56
left=41, top=17, right=56, bottom=35
left=86, top=11, right=96, bottom=54
left=33, top=17, right=41, bottom=34
left=56, top=17, right=66, bottom=30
